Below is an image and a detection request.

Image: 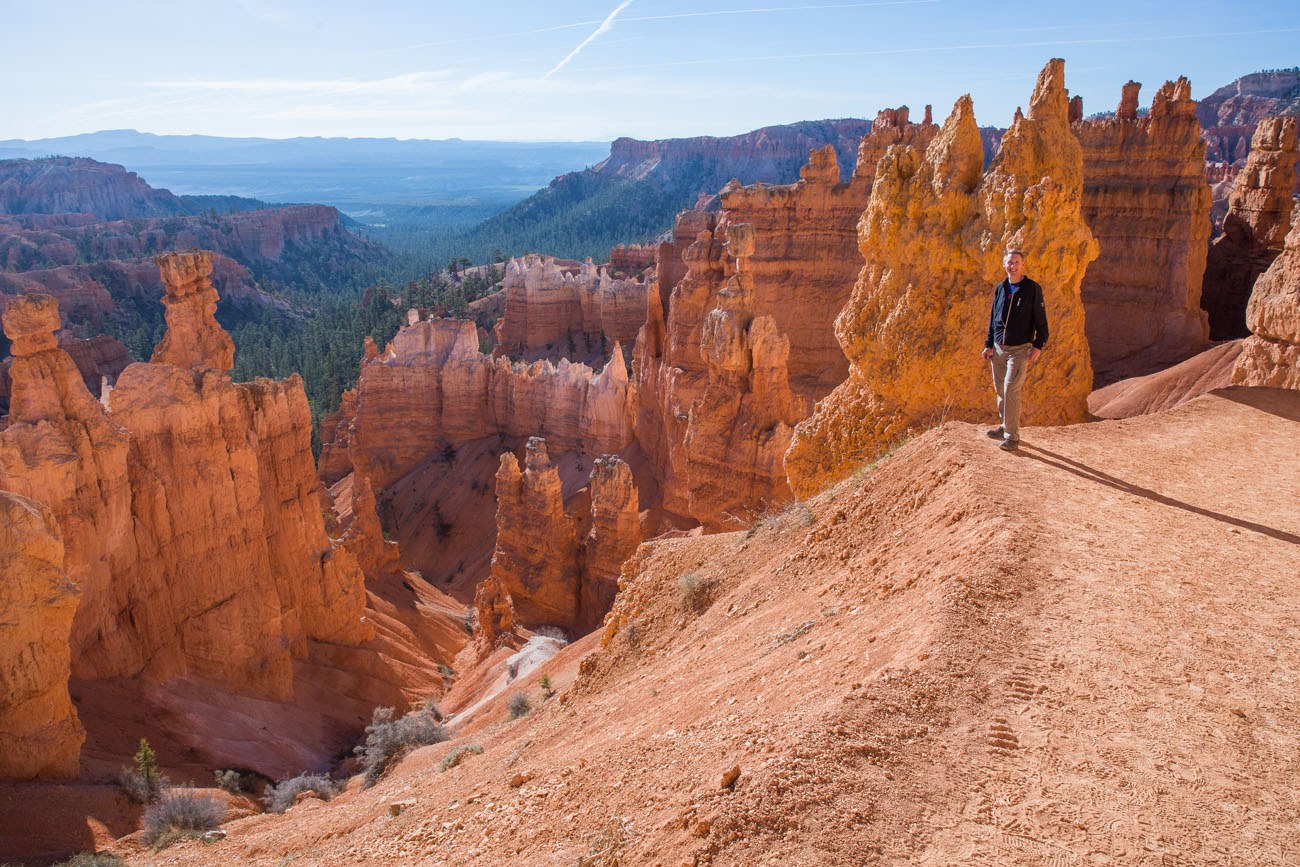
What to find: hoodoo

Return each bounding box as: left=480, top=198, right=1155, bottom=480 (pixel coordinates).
left=786, top=59, right=1098, bottom=496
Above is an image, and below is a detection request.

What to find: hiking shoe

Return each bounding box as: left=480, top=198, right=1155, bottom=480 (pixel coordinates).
left=999, top=438, right=1019, bottom=451
left=985, top=426, right=1005, bottom=439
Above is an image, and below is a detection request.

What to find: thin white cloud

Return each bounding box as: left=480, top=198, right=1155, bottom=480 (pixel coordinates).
left=544, top=0, right=635, bottom=79
left=623, top=0, right=938, bottom=23
left=234, top=0, right=291, bottom=24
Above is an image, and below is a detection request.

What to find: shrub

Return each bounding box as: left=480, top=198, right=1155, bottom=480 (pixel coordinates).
left=677, top=572, right=714, bottom=614
left=538, top=674, right=554, bottom=699
left=141, top=789, right=224, bottom=846
left=50, top=854, right=127, bottom=867
left=263, top=773, right=339, bottom=813
left=355, top=705, right=449, bottom=787
left=439, top=744, right=484, bottom=772
left=212, top=769, right=244, bottom=794
left=507, top=692, right=531, bottom=720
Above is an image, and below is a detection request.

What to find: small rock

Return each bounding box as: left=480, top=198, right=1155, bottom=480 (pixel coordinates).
left=389, top=799, right=416, bottom=817
left=720, top=765, right=741, bottom=790
left=201, top=829, right=226, bottom=842
left=509, top=772, right=533, bottom=788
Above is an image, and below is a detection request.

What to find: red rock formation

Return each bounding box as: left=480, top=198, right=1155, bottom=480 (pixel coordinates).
left=1234, top=218, right=1300, bottom=388
left=472, top=572, right=517, bottom=655
left=1, top=333, right=131, bottom=411
left=345, top=319, right=634, bottom=490
left=486, top=439, right=640, bottom=635
left=1074, top=79, right=1212, bottom=383
left=608, top=244, right=657, bottom=273
left=489, top=439, right=581, bottom=629
left=632, top=109, right=939, bottom=527
left=150, top=250, right=236, bottom=372
left=581, top=455, right=641, bottom=625
left=0, top=294, right=138, bottom=683
left=1202, top=117, right=1299, bottom=339
left=0, top=490, right=84, bottom=779
left=786, top=59, right=1098, bottom=496
left=492, top=255, right=648, bottom=361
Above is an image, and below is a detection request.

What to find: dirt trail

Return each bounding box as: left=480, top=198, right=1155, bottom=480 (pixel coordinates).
left=122, top=388, right=1300, bottom=866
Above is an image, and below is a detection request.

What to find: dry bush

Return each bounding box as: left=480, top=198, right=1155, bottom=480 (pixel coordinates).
left=677, top=572, right=715, bottom=614
left=263, top=773, right=340, bottom=813
left=507, top=692, right=532, bottom=719
left=439, top=744, right=484, bottom=772
left=141, top=789, right=224, bottom=847
left=49, top=855, right=127, bottom=867
left=356, top=705, right=449, bottom=787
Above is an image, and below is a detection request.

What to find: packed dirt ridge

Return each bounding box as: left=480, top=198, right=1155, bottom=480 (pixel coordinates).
left=126, top=387, right=1300, bottom=866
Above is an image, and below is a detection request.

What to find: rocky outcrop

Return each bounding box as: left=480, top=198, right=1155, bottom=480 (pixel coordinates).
left=1202, top=118, right=1299, bottom=339
left=1198, top=69, right=1300, bottom=175
left=632, top=109, right=939, bottom=527
left=0, top=294, right=137, bottom=683
left=486, top=439, right=640, bottom=634
left=492, top=255, right=648, bottom=361
left=1074, top=79, right=1212, bottom=383
left=149, top=251, right=236, bottom=372
left=786, top=59, right=1097, bottom=496
left=488, top=439, right=582, bottom=630
left=345, top=319, right=634, bottom=490
left=581, top=455, right=641, bottom=624
left=0, top=253, right=372, bottom=699
left=1234, top=218, right=1300, bottom=388
left=0, top=491, right=84, bottom=779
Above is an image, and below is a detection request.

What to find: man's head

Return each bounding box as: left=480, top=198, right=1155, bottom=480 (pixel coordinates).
left=1004, top=249, right=1026, bottom=283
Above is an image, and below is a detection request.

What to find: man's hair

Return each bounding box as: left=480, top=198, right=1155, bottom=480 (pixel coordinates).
left=1004, top=248, right=1026, bottom=261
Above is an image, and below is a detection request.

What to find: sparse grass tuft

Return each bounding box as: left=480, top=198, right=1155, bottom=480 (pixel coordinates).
left=355, top=705, right=449, bottom=787
left=575, top=817, right=632, bottom=866
left=507, top=692, right=532, bottom=719
left=263, top=773, right=340, bottom=813
left=50, top=854, right=127, bottom=867
left=678, top=572, right=715, bottom=614
left=439, top=744, right=484, bottom=772
left=141, top=789, right=224, bottom=847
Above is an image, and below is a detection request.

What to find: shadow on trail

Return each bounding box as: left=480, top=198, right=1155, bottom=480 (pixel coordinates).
left=1018, top=444, right=1300, bottom=547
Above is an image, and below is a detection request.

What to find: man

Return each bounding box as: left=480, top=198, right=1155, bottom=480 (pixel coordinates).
left=981, top=249, right=1047, bottom=451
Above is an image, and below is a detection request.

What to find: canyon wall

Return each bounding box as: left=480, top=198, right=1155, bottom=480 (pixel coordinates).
left=343, top=318, right=634, bottom=491
left=786, top=59, right=1097, bottom=496
left=1201, top=117, right=1298, bottom=339
left=0, top=491, right=84, bottom=779
left=632, top=108, right=938, bottom=527
left=1075, top=79, right=1212, bottom=383
left=1234, top=216, right=1300, bottom=389
left=492, top=255, right=648, bottom=361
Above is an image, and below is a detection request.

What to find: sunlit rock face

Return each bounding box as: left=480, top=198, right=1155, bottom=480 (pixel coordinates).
left=630, top=107, right=939, bottom=528
left=0, top=490, right=84, bottom=780
left=1233, top=216, right=1300, bottom=389
left=1202, top=117, right=1298, bottom=340
left=1074, top=78, right=1212, bottom=384
left=786, top=59, right=1097, bottom=496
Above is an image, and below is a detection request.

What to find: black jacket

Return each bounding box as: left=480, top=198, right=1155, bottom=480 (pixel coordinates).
left=985, top=276, right=1048, bottom=349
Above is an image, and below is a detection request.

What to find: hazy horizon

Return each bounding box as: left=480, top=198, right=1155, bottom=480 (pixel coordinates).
left=6, top=1, right=1298, bottom=144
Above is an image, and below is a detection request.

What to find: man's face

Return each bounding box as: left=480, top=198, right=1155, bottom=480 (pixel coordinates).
left=1004, top=253, right=1025, bottom=282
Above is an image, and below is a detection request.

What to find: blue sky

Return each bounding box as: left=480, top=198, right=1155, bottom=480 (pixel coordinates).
left=6, top=0, right=1298, bottom=142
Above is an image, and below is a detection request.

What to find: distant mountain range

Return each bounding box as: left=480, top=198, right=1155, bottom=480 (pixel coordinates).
left=0, top=130, right=610, bottom=230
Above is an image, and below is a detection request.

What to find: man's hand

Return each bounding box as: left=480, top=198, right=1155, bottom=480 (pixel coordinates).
left=981, top=347, right=994, bottom=361
left=1029, top=347, right=1042, bottom=363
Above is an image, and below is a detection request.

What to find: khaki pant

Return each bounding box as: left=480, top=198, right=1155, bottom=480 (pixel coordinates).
left=991, top=343, right=1031, bottom=441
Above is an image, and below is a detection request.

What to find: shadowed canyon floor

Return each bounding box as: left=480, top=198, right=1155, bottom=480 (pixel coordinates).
left=101, top=386, right=1300, bottom=866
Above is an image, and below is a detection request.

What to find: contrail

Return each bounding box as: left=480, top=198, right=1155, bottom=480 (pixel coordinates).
left=544, top=0, right=635, bottom=79
left=624, top=1, right=937, bottom=23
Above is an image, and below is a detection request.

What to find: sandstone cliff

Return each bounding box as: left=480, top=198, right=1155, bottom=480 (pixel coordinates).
left=786, top=59, right=1097, bottom=496
left=1202, top=117, right=1298, bottom=339
left=0, top=491, right=84, bottom=780
left=0, top=157, right=188, bottom=220
left=492, top=255, right=648, bottom=362
left=1075, top=79, right=1212, bottom=383
left=345, top=319, right=634, bottom=491
left=1234, top=216, right=1300, bottom=388
left=632, top=108, right=938, bottom=527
